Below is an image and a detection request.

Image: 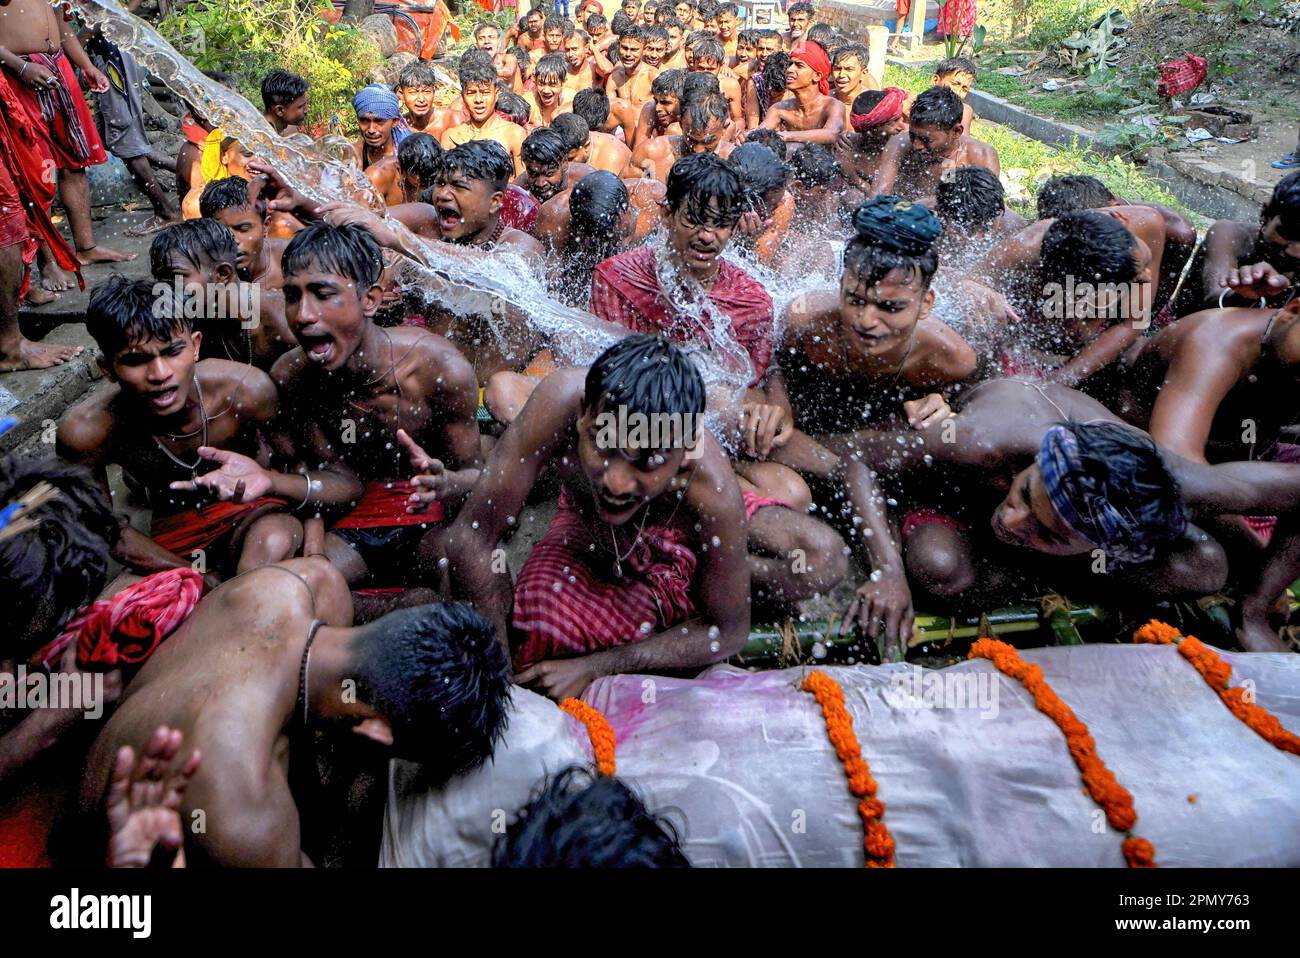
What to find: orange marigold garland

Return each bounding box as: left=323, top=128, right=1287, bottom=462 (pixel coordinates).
left=801, top=670, right=896, bottom=867
left=559, top=698, right=617, bottom=776
left=968, top=638, right=1157, bottom=868
left=1134, top=619, right=1300, bottom=756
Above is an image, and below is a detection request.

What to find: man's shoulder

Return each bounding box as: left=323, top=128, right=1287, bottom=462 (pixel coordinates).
left=718, top=257, right=773, bottom=305
left=595, top=244, right=654, bottom=278
left=58, top=384, right=119, bottom=456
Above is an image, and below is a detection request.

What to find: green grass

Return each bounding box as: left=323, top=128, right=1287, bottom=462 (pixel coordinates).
left=885, top=62, right=1140, bottom=123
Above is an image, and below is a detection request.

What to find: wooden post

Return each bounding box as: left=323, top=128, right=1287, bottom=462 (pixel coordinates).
left=907, top=0, right=927, bottom=50
left=865, top=23, right=888, bottom=87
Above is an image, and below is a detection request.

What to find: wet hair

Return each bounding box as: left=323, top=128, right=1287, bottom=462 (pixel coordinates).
left=1036, top=174, right=1116, bottom=220
left=86, top=275, right=189, bottom=360
left=788, top=143, right=840, bottom=189
left=644, top=24, right=669, bottom=44
left=198, top=176, right=260, bottom=219
left=697, top=0, right=719, bottom=17
left=681, top=90, right=729, bottom=131
left=550, top=112, right=591, bottom=154
left=937, top=166, right=1006, bottom=231
left=686, top=33, right=724, bottom=64
left=909, top=86, right=963, bottom=129
left=843, top=200, right=940, bottom=289
left=659, top=14, right=684, bottom=32
left=521, top=127, right=571, bottom=168
left=0, top=455, right=120, bottom=660
left=934, top=56, right=977, bottom=79
left=806, top=22, right=836, bottom=47
left=761, top=51, right=790, bottom=95
left=681, top=70, right=721, bottom=103
left=474, top=22, right=499, bottom=39
left=583, top=334, right=706, bottom=425
left=572, top=88, right=611, bottom=129
left=821, top=34, right=848, bottom=55
left=497, top=92, right=532, bottom=127
left=149, top=218, right=238, bottom=281
left=509, top=46, right=534, bottom=80
left=543, top=13, right=569, bottom=33
left=460, top=47, right=496, bottom=74
left=281, top=221, right=384, bottom=290
left=565, top=171, right=631, bottom=302
left=664, top=150, right=744, bottom=227
left=716, top=1, right=737, bottom=16
left=651, top=68, right=687, bottom=102
left=397, top=132, right=444, bottom=191
left=619, top=23, right=646, bottom=44
left=737, top=28, right=759, bottom=46
left=730, top=142, right=788, bottom=202
left=398, top=59, right=441, bottom=91
left=787, top=1, right=815, bottom=16
left=442, top=139, right=516, bottom=192
left=1041, top=210, right=1141, bottom=286
left=261, top=69, right=308, bottom=110
left=1262, top=171, right=1300, bottom=241
left=832, top=41, right=868, bottom=68
left=744, top=127, right=787, bottom=162
left=584, top=11, right=608, bottom=31
left=850, top=88, right=894, bottom=120
left=350, top=602, right=511, bottom=781
left=611, top=11, right=634, bottom=35
left=459, top=56, right=498, bottom=89
left=535, top=52, right=568, bottom=83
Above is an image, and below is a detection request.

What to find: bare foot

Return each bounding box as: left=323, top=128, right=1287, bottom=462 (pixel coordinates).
left=0, top=337, right=83, bottom=371
left=23, top=285, right=59, bottom=306
left=1238, top=605, right=1291, bottom=653
left=40, top=262, right=74, bottom=292
left=125, top=214, right=181, bottom=238
left=77, top=244, right=136, bottom=265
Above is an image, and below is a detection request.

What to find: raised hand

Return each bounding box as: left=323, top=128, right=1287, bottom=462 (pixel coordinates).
left=903, top=393, right=952, bottom=431
left=168, top=447, right=272, bottom=502
left=104, top=726, right=201, bottom=868
left=839, top=570, right=914, bottom=663
left=741, top=402, right=793, bottom=460
left=1222, top=262, right=1291, bottom=301
left=397, top=428, right=453, bottom=510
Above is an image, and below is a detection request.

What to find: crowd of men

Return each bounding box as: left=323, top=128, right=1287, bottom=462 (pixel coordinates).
left=3, top=0, right=1300, bottom=868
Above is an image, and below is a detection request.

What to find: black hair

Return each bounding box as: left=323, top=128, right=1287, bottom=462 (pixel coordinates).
left=550, top=112, right=591, bottom=154
left=350, top=602, right=511, bottom=781
left=619, top=23, right=647, bottom=43
left=397, top=132, right=444, bottom=191
left=611, top=11, right=634, bottom=34
left=281, top=221, right=384, bottom=290
left=521, top=127, right=571, bottom=169
left=821, top=34, right=848, bottom=55
left=543, top=13, right=567, bottom=32
left=1041, top=210, right=1141, bottom=286
left=459, top=56, right=498, bottom=89
left=583, top=334, right=706, bottom=424
left=664, top=150, right=745, bottom=227
left=743, top=127, right=787, bottom=162
left=149, top=218, right=238, bottom=281
left=535, top=52, right=568, bottom=84
left=509, top=46, right=534, bottom=79
left=651, top=68, right=687, bottom=101
left=681, top=70, right=720, bottom=103
left=441, top=139, right=516, bottom=192
left=572, top=88, right=611, bottom=130
left=832, top=41, right=868, bottom=67
left=851, top=88, right=891, bottom=118
left=644, top=24, right=669, bottom=43
left=806, top=22, right=835, bottom=46
left=934, top=55, right=977, bottom=79
left=787, top=1, right=815, bottom=15
left=843, top=200, right=940, bottom=289
left=681, top=90, right=729, bottom=131
left=563, top=170, right=631, bottom=305
left=937, top=166, right=1006, bottom=231
left=909, top=86, right=963, bottom=129
left=697, top=0, right=719, bottom=16
left=1262, top=170, right=1300, bottom=242
left=716, top=1, right=738, bottom=15
left=460, top=47, right=496, bottom=75
left=730, top=142, right=788, bottom=201
left=198, top=176, right=260, bottom=219
left=0, top=455, right=121, bottom=661
left=761, top=51, right=790, bottom=95
left=398, top=59, right=441, bottom=90
left=474, top=21, right=500, bottom=38
left=260, top=69, right=308, bottom=110
left=585, top=11, right=608, bottom=30
left=497, top=92, right=532, bottom=126
left=1036, top=174, right=1116, bottom=221
left=86, top=275, right=189, bottom=360
left=737, top=28, right=759, bottom=45
left=659, top=14, right=684, bottom=31
left=788, top=142, right=840, bottom=189
left=687, top=33, right=724, bottom=64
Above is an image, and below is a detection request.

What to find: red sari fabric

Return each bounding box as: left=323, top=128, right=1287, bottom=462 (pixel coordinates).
left=335, top=480, right=444, bottom=528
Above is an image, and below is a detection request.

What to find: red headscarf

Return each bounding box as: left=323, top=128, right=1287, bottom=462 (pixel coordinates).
left=850, top=86, right=907, bottom=132
left=790, top=40, right=831, bottom=96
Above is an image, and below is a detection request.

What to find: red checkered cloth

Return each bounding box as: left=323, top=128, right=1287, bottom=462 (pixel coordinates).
left=938, top=0, right=977, bottom=38
left=590, top=245, right=775, bottom=385
left=1157, top=55, right=1208, bottom=98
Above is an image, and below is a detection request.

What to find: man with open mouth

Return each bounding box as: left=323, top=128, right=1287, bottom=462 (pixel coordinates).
left=350, top=84, right=409, bottom=172
left=441, top=56, right=526, bottom=178
left=514, top=127, right=593, bottom=205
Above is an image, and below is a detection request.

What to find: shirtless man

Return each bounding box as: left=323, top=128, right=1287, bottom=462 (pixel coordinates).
left=902, top=57, right=976, bottom=133
left=533, top=14, right=572, bottom=65
left=362, top=132, right=443, bottom=210
left=830, top=43, right=878, bottom=115
left=260, top=69, right=309, bottom=136
left=606, top=25, right=656, bottom=110
left=758, top=41, right=844, bottom=145
left=562, top=29, right=599, bottom=93
left=783, top=1, right=814, bottom=48
left=473, top=21, right=500, bottom=54
left=630, top=68, right=685, bottom=150
left=660, top=16, right=688, bottom=69
left=552, top=111, right=631, bottom=177
left=625, top=90, right=730, bottom=181
left=931, top=166, right=1026, bottom=269
left=441, top=58, right=527, bottom=177
left=445, top=335, right=751, bottom=701
left=149, top=220, right=295, bottom=370
left=396, top=60, right=459, bottom=140
left=199, top=178, right=289, bottom=290
left=833, top=88, right=907, bottom=193
left=872, top=87, right=999, bottom=201
left=505, top=6, right=547, bottom=54
left=974, top=207, right=1165, bottom=393
left=515, top=127, right=595, bottom=204
left=80, top=556, right=510, bottom=866
left=728, top=142, right=795, bottom=268
left=641, top=24, right=669, bottom=72
left=686, top=34, right=744, bottom=125
left=527, top=54, right=578, bottom=126
left=713, top=1, right=740, bottom=59
left=351, top=84, right=406, bottom=170
left=58, top=277, right=303, bottom=581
